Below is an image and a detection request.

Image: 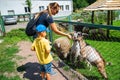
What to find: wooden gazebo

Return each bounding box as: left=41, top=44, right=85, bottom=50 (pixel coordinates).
left=84, top=0, right=120, bottom=37
left=84, top=0, right=120, bottom=10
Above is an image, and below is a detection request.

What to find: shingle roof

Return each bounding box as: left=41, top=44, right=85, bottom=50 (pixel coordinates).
left=84, top=0, right=120, bottom=11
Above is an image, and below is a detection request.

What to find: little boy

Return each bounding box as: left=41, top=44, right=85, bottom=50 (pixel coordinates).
left=31, top=24, right=53, bottom=80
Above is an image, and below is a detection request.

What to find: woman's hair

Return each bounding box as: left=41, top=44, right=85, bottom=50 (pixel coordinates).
left=35, top=2, right=60, bottom=17
left=47, top=2, right=60, bottom=16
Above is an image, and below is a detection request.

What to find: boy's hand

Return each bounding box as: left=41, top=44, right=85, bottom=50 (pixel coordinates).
left=31, top=48, right=35, bottom=51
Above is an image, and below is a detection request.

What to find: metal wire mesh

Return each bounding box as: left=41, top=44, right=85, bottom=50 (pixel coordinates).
left=52, top=22, right=120, bottom=80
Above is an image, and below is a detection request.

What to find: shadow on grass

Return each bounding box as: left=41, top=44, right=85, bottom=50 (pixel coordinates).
left=17, top=62, right=42, bottom=80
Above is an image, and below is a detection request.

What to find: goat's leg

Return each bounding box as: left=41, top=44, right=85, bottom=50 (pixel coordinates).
left=70, top=52, right=75, bottom=65
left=97, top=61, right=108, bottom=80
left=85, top=60, right=92, bottom=71
left=73, top=54, right=78, bottom=66
left=69, top=52, right=72, bottom=62
left=70, top=55, right=74, bottom=64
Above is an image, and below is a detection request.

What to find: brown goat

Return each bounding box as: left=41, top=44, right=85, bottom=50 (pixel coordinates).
left=76, top=32, right=108, bottom=79
left=53, top=37, right=71, bottom=59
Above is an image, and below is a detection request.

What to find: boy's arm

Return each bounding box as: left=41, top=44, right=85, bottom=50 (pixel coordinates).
left=45, top=45, right=51, bottom=54
left=45, top=40, right=51, bottom=54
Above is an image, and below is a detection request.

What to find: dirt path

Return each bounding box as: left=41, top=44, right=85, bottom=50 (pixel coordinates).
left=16, top=41, right=68, bottom=80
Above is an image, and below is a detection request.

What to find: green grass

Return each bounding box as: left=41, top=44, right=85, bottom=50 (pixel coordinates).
left=0, top=28, right=30, bottom=80
left=113, top=20, right=120, bottom=26
left=3, top=28, right=30, bottom=44
left=0, top=75, right=21, bottom=80
left=0, top=46, right=18, bottom=72
left=0, top=21, right=120, bottom=80
left=52, top=24, right=120, bottom=80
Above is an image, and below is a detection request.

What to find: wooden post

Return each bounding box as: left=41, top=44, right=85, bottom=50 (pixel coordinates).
left=49, top=27, right=53, bottom=44
left=91, top=11, right=94, bottom=23
left=111, top=10, right=113, bottom=25
left=107, top=10, right=110, bottom=37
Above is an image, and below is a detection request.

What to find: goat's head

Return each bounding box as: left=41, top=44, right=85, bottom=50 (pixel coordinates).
left=71, top=31, right=88, bottom=41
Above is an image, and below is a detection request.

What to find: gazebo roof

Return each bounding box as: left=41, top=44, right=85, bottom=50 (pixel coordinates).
left=84, top=0, right=120, bottom=11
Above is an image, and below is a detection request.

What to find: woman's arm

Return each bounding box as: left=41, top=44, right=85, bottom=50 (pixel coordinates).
left=50, top=23, right=71, bottom=39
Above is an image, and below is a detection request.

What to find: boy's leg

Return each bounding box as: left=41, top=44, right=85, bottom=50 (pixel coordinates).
left=46, top=73, right=50, bottom=80
left=44, top=62, right=52, bottom=80
left=41, top=72, right=45, bottom=79
left=40, top=65, right=46, bottom=79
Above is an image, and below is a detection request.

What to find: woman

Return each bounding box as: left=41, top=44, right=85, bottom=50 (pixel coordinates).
left=34, top=2, right=71, bottom=39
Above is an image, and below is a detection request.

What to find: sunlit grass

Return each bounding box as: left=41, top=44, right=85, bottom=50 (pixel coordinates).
left=52, top=23, right=120, bottom=80
left=0, top=75, right=21, bottom=80
left=113, top=20, right=120, bottom=26
left=0, top=28, right=29, bottom=79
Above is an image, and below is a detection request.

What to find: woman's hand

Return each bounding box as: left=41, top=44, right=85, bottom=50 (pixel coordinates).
left=50, top=23, right=72, bottom=39
left=66, top=34, right=72, bottom=39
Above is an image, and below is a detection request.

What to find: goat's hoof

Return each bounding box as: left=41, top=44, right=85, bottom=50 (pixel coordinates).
left=106, top=62, right=112, bottom=66
left=105, top=78, right=108, bottom=80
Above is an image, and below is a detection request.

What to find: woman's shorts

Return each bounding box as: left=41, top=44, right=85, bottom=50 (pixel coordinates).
left=40, top=62, right=52, bottom=74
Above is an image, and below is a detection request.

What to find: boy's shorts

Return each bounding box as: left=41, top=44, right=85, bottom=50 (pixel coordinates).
left=40, top=62, right=52, bottom=74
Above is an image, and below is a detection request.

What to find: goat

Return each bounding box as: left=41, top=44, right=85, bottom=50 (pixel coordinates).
left=82, top=27, right=106, bottom=37
left=70, top=32, right=81, bottom=65
left=70, top=32, right=92, bottom=69
left=75, top=32, right=108, bottom=79
left=53, top=37, right=71, bottom=59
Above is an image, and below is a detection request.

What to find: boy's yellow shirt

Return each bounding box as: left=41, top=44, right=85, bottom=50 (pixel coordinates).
left=31, top=37, right=53, bottom=64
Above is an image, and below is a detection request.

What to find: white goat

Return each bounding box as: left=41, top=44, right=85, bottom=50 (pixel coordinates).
left=76, top=32, right=108, bottom=79
left=70, top=32, right=81, bottom=64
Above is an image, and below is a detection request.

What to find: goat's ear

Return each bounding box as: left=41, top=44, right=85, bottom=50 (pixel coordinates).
left=82, top=33, right=88, bottom=36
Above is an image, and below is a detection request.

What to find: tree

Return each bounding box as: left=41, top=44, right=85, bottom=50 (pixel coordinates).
left=86, top=0, right=96, bottom=5
left=73, top=0, right=96, bottom=12
left=25, top=0, right=32, bottom=13
left=73, top=0, right=88, bottom=11
left=25, top=0, right=32, bottom=19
